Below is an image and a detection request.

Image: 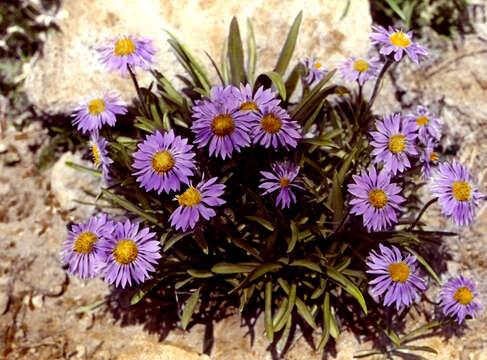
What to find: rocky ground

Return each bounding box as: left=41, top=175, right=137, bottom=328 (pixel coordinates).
left=1, top=1, right=487, bottom=359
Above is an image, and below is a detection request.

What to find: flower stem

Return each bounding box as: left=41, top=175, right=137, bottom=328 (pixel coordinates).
left=368, top=58, right=393, bottom=109
left=127, top=64, right=150, bottom=118
left=408, top=198, right=438, bottom=232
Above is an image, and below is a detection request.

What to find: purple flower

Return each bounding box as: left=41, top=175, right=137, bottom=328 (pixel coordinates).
left=366, top=244, right=426, bottom=310
left=98, top=219, right=161, bottom=288
left=231, top=84, right=280, bottom=113
left=61, top=214, right=115, bottom=279
left=191, top=88, right=251, bottom=159
left=404, top=106, right=442, bottom=144
left=259, top=161, right=303, bottom=209
left=90, top=132, right=113, bottom=182
left=169, top=176, right=226, bottom=231
left=348, top=166, right=405, bottom=232
left=419, top=138, right=439, bottom=180
left=71, top=92, right=127, bottom=134
left=439, top=276, right=483, bottom=324
left=430, top=162, right=484, bottom=226
left=303, top=58, right=327, bottom=86
left=132, top=130, right=196, bottom=194
left=249, top=104, right=301, bottom=150
left=97, top=35, right=156, bottom=76
left=370, top=26, right=427, bottom=63
left=338, top=56, right=380, bottom=85
left=370, top=113, right=418, bottom=175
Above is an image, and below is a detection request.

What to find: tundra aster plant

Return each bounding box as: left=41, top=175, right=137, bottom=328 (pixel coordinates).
left=59, top=13, right=483, bottom=358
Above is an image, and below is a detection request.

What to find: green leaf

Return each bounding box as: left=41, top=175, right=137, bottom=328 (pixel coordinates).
left=397, top=345, right=438, bottom=354
left=401, top=321, right=442, bottom=344
left=301, top=137, right=339, bottom=148
left=405, top=247, right=441, bottom=284
left=130, top=278, right=163, bottom=305
left=65, top=161, right=101, bottom=177
left=274, top=282, right=296, bottom=332
left=284, top=63, right=304, bottom=101
left=353, top=349, right=383, bottom=358
left=325, top=266, right=367, bottom=314
left=227, top=17, right=246, bottom=86
left=181, top=288, right=200, bottom=330
left=230, top=263, right=282, bottom=294
left=274, top=11, right=302, bottom=76
left=278, top=279, right=316, bottom=329
left=383, top=0, right=407, bottom=20
left=187, top=269, right=214, bottom=278
left=287, top=220, right=298, bottom=253
left=265, top=281, right=274, bottom=342
left=383, top=326, right=401, bottom=347
left=211, top=263, right=256, bottom=274
left=245, top=216, right=275, bottom=231
left=291, top=70, right=336, bottom=116
left=330, top=171, right=344, bottom=232
left=246, top=18, right=257, bottom=84
left=290, top=259, right=322, bottom=273
left=318, top=292, right=331, bottom=351
left=163, top=232, right=193, bottom=252
left=265, top=71, right=286, bottom=100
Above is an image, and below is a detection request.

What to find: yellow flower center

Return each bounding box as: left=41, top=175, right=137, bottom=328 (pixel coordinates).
left=353, top=59, right=369, bottom=73
left=389, top=32, right=411, bottom=48
left=452, top=181, right=472, bottom=201
left=280, top=177, right=290, bottom=188
left=88, top=98, right=105, bottom=115
left=152, top=151, right=175, bottom=174
left=416, top=116, right=429, bottom=126
left=388, top=262, right=410, bottom=283
left=92, top=144, right=100, bottom=166
left=211, top=114, right=235, bottom=137
left=240, top=101, right=259, bottom=111
left=429, top=152, right=438, bottom=161
left=453, top=286, right=473, bottom=305
left=73, top=232, right=98, bottom=254
left=177, top=186, right=201, bottom=207
left=113, top=239, right=139, bottom=265
left=114, top=38, right=136, bottom=56
left=261, top=113, right=282, bottom=134
left=368, top=189, right=388, bottom=209
left=388, top=134, right=406, bottom=154
left=314, top=62, right=322, bottom=69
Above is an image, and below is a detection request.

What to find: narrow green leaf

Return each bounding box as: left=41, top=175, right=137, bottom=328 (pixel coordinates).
left=325, top=266, right=367, bottom=314
left=311, top=278, right=327, bottom=300
left=353, top=349, right=383, bottom=358
left=211, top=263, right=256, bottom=274
left=287, top=220, right=298, bottom=253
left=227, top=17, right=246, bottom=85
left=401, top=321, right=442, bottom=344
left=274, top=282, right=296, bottom=332
left=383, top=0, right=407, bottom=20
left=265, top=71, right=286, bottom=100
left=276, top=316, right=292, bottom=354
left=284, top=63, right=304, bottom=101
left=245, top=216, right=275, bottom=231
left=331, top=170, right=344, bottom=232
left=187, top=269, right=214, bottom=278
left=291, top=69, right=336, bottom=116
left=130, top=278, right=163, bottom=305
left=181, top=288, right=200, bottom=330
left=397, top=345, right=438, bottom=354
left=272, top=297, right=288, bottom=329
left=246, top=18, right=257, bottom=84
left=175, top=277, right=192, bottom=290
left=301, top=138, right=339, bottom=147
left=290, top=259, right=322, bottom=273
left=75, top=299, right=106, bottom=314
left=274, top=11, right=302, bottom=75
left=265, top=281, right=274, bottom=342
left=230, top=263, right=282, bottom=294
left=194, top=232, right=209, bottom=255
left=405, top=247, right=441, bottom=284
left=302, top=98, right=325, bottom=135
left=277, top=279, right=316, bottom=329
left=163, top=232, right=193, bottom=252
left=383, top=326, right=401, bottom=347
left=329, top=305, right=339, bottom=339
left=65, top=161, right=101, bottom=177
left=318, top=292, right=331, bottom=351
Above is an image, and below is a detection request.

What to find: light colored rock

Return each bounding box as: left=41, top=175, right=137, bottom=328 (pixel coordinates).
left=0, top=290, right=9, bottom=315
left=50, top=151, right=102, bottom=212
left=115, top=338, right=210, bottom=360
left=24, top=0, right=372, bottom=114
left=31, top=294, right=44, bottom=309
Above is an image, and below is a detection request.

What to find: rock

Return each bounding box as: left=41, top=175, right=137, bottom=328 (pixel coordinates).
left=0, top=291, right=9, bottom=315
left=24, top=0, right=372, bottom=114
left=31, top=294, right=44, bottom=309
left=114, top=338, right=210, bottom=360
left=50, top=151, right=102, bottom=212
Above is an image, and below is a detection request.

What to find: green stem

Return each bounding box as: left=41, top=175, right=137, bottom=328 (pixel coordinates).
left=368, top=58, right=393, bottom=109
left=127, top=64, right=150, bottom=118
left=408, top=198, right=438, bottom=232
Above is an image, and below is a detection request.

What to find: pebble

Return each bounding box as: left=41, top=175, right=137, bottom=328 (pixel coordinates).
left=0, top=292, right=9, bottom=315
left=31, top=294, right=44, bottom=308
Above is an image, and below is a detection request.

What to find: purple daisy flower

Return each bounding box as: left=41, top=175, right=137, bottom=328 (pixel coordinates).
left=249, top=104, right=301, bottom=150
left=259, top=161, right=304, bottom=209
left=338, top=56, right=381, bottom=85
left=169, top=176, right=226, bottom=231
left=348, top=166, right=405, bottom=232
left=439, top=275, right=483, bottom=324
left=90, top=132, right=113, bottom=182
left=61, top=214, right=115, bottom=279
left=419, top=138, right=439, bottom=180
left=370, top=113, right=418, bottom=175
left=370, top=26, right=427, bottom=63
left=132, top=130, right=196, bottom=194
left=210, top=85, right=238, bottom=106
left=71, top=92, right=127, bottom=134
left=97, top=35, right=156, bottom=76
left=430, top=162, right=484, bottom=226
left=191, top=93, right=251, bottom=160
left=98, top=219, right=161, bottom=288
left=231, top=84, right=280, bottom=113
left=366, top=244, right=426, bottom=310
left=303, top=58, right=327, bottom=86
left=404, top=106, right=442, bottom=144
